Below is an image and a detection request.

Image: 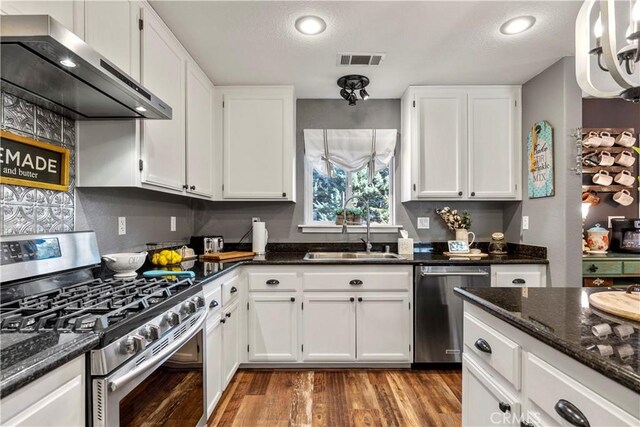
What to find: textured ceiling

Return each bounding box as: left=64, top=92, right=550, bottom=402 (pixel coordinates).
left=149, top=1, right=582, bottom=98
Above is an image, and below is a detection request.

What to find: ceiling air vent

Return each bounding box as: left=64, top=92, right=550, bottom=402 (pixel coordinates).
left=337, top=53, right=385, bottom=67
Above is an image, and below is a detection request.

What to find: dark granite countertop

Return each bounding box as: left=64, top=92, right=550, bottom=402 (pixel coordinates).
left=0, top=332, right=99, bottom=398
left=454, top=287, right=640, bottom=393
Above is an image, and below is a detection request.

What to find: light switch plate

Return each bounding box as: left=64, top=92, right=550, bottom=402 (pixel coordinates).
left=118, top=217, right=126, bottom=235
left=170, top=216, right=176, bottom=232
left=522, top=216, right=529, bottom=230
left=417, top=217, right=430, bottom=229
left=608, top=216, right=625, bottom=228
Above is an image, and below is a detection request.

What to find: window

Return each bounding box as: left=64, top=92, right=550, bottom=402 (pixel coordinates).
left=305, top=160, right=394, bottom=225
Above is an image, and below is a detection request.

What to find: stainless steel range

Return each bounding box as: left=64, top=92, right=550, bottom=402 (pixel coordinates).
left=0, top=232, right=206, bottom=426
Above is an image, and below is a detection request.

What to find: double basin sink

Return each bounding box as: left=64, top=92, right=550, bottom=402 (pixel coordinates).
left=303, top=252, right=405, bottom=261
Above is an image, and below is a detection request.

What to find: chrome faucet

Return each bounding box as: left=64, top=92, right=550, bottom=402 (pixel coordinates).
left=341, top=194, right=372, bottom=253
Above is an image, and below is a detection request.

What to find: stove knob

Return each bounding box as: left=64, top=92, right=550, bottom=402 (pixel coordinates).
left=140, top=324, right=161, bottom=341
left=165, top=311, right=180, bottom=327
left=192, top=296, right=204, bottom=309
left=120, top=334, right=146, bottom=354
left=183, top=300, right=196, bottom=315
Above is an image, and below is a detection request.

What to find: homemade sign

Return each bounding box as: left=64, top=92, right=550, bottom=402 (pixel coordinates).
left=0, top=130, right=70, bottom=191
left=527, top=120, right=555, bottom=198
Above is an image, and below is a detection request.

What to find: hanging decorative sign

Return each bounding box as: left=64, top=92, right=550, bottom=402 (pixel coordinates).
left=527, top=120, right=555, bottom=198
left=0, top=130, right=70, bottom=191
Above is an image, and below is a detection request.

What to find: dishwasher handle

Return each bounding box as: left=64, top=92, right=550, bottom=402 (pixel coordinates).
left=420, top=270, right=490, bottom=277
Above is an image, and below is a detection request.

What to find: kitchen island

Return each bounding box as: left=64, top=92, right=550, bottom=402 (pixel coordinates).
left=455, top=287, right=639, bottom=426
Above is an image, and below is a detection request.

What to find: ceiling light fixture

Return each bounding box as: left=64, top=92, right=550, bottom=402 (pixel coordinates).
left=337, top=75, right=370, bottom=106
left=295, top=16, right=326, bottom=35
left=59, top=58, right=76, bottom=68
left=576, top=0, right=640, bottom=103
left=499, top=15, right=536, bottom=35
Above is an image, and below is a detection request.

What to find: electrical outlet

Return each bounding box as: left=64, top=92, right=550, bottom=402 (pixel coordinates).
left=522, top=216, right=529, bottom=230
left=608, top=216, right=625, bottom=228
left=417, top=217, right=430, bottom=229
left=252, top=217, right=261, bottom=223
left=170, top=216, right=176, bottom=232
left=118, top=217, right=126, bottom=235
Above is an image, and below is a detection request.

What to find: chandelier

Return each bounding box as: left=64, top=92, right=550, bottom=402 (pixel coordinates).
left=337, top=75, right=370, bottom=106
left=576, top=0, right=640, bottom=102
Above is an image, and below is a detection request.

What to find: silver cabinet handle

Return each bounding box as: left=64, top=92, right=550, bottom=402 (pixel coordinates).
left=108, top=311, right=206, bottom=392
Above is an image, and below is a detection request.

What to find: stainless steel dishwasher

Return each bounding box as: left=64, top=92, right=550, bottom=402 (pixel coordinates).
left=414, top=265, right=491, bottom=364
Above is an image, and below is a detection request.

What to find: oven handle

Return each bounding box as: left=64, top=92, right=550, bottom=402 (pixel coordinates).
left=420, top=271, right=489, bottom=277
left=108, top=311, right=206, bottom=393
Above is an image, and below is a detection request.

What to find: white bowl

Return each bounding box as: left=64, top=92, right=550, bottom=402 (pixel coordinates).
left=102, top=252, right=148, bottom=278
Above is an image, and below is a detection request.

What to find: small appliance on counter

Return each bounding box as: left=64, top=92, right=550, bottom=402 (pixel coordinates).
left=190, top=235, right=224, bottom=255
left=611, top=219, right=640, bottom=253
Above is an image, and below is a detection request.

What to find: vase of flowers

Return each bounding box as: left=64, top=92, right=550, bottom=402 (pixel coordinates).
left=436, top=207, right=474, bottom=244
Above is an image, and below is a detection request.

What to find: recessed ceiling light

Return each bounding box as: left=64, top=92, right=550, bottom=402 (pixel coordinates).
left=295, top=16, right=326, bottom=35
left=60, top=58, right=77, bottom=67
left=135, top=106, right=147, bottom=112
left=500, top=16, right=536, bottom=35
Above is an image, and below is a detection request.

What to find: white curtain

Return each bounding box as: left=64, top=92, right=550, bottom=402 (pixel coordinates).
left=303, top=129, right=397, bottom=179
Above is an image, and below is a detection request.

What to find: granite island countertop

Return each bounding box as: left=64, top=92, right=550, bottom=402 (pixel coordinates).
left=454, top=286, right=640, bottom=393
left=0, top=331, right=99, bottom=398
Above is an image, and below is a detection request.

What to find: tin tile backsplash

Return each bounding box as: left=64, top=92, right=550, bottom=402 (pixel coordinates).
left=1, top=91, right=75, bottom=235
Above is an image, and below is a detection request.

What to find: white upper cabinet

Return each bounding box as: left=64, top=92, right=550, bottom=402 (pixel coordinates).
left=218, top=86, right=295, bottom=201
left=140, top=6, right=186, bottom=192
left=186, top=60, right=215, bottom=198
left=84, top=0, right=137, bottom=76
left=467, top=87, right=520, bottom=199
left=0, top=1, right=82, bottom=36
left=401, top=86, right=521, bottom=201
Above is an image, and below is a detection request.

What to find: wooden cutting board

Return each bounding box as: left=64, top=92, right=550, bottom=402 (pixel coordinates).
left=589, top=291, right=640, bottom=321
left=199, top=251, right=256, bottom=262
left=443, top=252, right=489, bottom=258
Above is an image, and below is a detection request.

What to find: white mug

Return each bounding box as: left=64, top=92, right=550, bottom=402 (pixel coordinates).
left=599, top=151, right=614, bottom=166
left=615, top=131, right=637, bottom=147
left=583, top=131, right=602, bottom=148
left=455, top=229, right=475, bottom=246
left=614, top=170, right=635, bottom=187
left=599, top=131, right=615, bottom=147
left=592, top=170, right=613, bottom=186
left=613, top=189, right=634, bottom=206
left=615, top=150, right=636, bottom=167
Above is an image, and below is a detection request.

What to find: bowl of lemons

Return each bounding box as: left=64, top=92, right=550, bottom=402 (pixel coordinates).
left=150, top=249, right=183, bottom=266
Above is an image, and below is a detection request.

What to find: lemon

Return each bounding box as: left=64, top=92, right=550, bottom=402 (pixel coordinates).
left=158, top=255, right=169, bottom=266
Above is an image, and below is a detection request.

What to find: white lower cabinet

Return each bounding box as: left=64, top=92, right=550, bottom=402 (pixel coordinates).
left=221, top=300, right=241, bottom=388
left=302, top=293, right=357, bottom=362
left=248, top=293, right=298, bottom=362
left=356, top=293, right=411, bottom=362
left=462, top=354, right=520, bottom=427
left=1, top=356, right=85, bottom=426
left=205, top=314, right=223, bottom=417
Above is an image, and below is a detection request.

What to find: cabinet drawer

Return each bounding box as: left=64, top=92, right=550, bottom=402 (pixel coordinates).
left=494, top=272, right=542, bottom=287
left=582, top=261, right=622, bottom=276
left=302, top=271, right=410, bottom=291
left=204, top=286, right=222, bottom=317
left=248, top=271, right=299, bottom=291
left=222, top=275, right=241, bottom=306
left=623, top=261, right=640, bottom=275
left=463, top=313, right=521, bottom=389
left=525, top=353, right=639, bottom=426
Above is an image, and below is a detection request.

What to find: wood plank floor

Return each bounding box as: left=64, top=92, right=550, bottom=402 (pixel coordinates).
left=208, top=369, right=462, bottom=427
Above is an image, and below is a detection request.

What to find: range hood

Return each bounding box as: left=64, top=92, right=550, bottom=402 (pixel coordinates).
left=0, top=15, right=171, bottom=120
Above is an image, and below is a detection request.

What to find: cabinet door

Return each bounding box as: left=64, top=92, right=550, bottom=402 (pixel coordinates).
left=205, top=317, right=223, bottom=417
left=302, top=294, right=355, bottom=361
left=248, top=294, right=298, bottom=362
left=222, top=88, right=294, bottom=199
left=0, top=1, right=78, bottom=34
left=462, top=354, right=520, bottom=427
left=413, top=89, right=466, bottom=198
left=84, top=0, right=135, bottom=75
left=467, top=87, right=520, bottom=199
left=221, top=300, right=240, bottom=388
left=356, top=293, right=411, bottom=361
left=186, top=61, right=214, bottom=198
left=140, top=7, right=186, bottom=191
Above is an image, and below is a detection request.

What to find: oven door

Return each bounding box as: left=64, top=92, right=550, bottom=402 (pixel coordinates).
left=93, top=311, right=206, bottom=427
